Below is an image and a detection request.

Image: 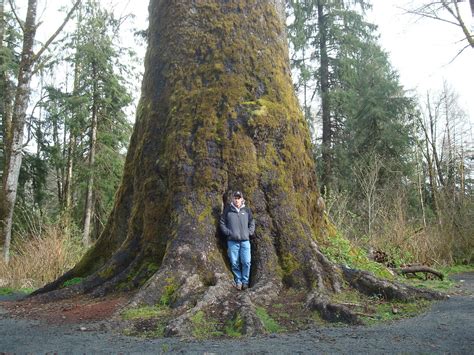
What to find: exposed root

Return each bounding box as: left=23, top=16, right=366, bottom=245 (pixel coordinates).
left=159, top=278, right=281, bottom=337
left=163, top=276, right=232, bottom=337
left=236, top=295, right=266, bottom=336
left=306, top=292, right=362, bottom=324
left=30, top=270, right=77, bottom=297
left=342, top=266, right=447, bottom=301
left=310, top=240, right=342, bottom=293
left=245, top=278, right=282, bottom=304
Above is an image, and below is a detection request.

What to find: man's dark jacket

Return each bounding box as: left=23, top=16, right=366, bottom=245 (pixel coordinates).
left=219, top=204, right=255, bottom=241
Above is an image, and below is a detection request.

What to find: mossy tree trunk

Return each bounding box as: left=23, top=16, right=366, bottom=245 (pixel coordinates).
left=33, top=0, right=444, bottom=336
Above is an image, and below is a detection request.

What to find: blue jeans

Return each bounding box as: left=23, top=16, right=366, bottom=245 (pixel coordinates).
left=227, top=240, right=251, bottom=285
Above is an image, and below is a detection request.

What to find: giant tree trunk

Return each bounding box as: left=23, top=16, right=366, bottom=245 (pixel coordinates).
left=33, top=0, right=444, bottom=336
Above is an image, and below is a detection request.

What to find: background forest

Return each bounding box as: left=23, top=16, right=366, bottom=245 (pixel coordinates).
left=0, top=0, right=473, bottom=289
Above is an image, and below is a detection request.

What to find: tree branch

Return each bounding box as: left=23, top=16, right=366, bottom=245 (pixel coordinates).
left=451, top=0, right=474, bottom=48
left=31, top=0, right=81, bottom=64
left=403, top=7, right=461, bottom=26
left=448, top=43, right=470, bottom=63
left=7, top=0, right=25, bottom=33
left=396, top=265, right=444, bottom=280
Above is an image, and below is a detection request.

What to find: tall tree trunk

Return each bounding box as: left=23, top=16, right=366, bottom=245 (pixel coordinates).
left=0, top=0, right=6, bottom=142
left=52, top=101, right=63, bottom=205
left=33, top=0, right=443, bottom=336
left=317, top=0, right=332, bottom=193
left=0, top=0, right=7, bottom=250
left=63, top=31, right=82, bottom=212
left=82, top=63, right=98, bottom=247
left=1, top=0, right=38, bottom=263
left=415, top=143, right=427, bottom=228
left=63, top=133, right=75, bottom=210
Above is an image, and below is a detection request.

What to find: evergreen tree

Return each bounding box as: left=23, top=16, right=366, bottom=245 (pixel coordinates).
left=288, top=0, right=372, bottom=192
left=39, top=0, right=133, bottom=243
left=288, top=1, right=417, bottom=194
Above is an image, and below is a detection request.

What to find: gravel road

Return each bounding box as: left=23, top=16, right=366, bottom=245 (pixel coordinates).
left=1, top=273, right=473, bottom=354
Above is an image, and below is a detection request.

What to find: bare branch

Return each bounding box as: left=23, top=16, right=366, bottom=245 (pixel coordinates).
left=402, top=7, right=460, bottom=26
left=31, top=0, right=81, bottom=64
left=7, top=0, right=25, bottom=33
left=448, top=43, right=471, bottom=63
left=403, top=1, right=473, bottom=48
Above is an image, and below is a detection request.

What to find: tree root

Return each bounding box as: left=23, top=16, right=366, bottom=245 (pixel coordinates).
left=341, top=266, right=447, bottom=301
left=306, top=293, right=362, bottom=324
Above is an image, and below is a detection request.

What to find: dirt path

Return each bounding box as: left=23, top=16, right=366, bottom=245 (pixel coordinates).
left=1, top=273, right=473, bottom=354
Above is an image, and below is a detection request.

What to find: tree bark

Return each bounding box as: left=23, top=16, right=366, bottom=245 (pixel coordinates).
left=82, top=62, right=98, bottom=247
left=0, top=0, right=8, bottom=252
left=63, top=21, right=82, bottom=212
left=52, top=102, right=63, bottom=205
left=32, top=0, right=444, bottom=336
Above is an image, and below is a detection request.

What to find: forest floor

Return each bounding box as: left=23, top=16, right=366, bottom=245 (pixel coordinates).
left=0, top=272, right=473, bottom=354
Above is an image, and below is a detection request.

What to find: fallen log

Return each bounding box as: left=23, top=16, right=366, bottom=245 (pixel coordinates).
left=396, top=266, right=444, bottom=280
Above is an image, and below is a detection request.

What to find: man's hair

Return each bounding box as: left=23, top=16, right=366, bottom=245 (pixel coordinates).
left=233, top=191, right=243, bottom=198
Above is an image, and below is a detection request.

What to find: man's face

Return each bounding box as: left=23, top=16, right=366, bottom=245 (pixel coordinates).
left=233, top=196, right=242, bottom=208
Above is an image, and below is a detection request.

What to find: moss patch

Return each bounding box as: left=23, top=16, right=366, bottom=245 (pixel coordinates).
left=159, top=277, right=179, bottom=306
left=61, top=277, right=84, bottom=288
left=190, top=310, right=223, bottom=339
left=121, top=305, right=170, bottom=320
left=320, top=232, right=393, bottom=279
left=255, top=306, right=285, bottom=333
left=224, top=313, right=244, bottom=338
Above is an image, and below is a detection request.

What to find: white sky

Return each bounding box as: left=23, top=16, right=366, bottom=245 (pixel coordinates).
left=21, top=0, right=474, bottom=126
left=368, top=1, right=474, bottom=125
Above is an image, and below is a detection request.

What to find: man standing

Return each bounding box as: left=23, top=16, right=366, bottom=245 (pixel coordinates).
left=219, top=191, right=255, bottom=290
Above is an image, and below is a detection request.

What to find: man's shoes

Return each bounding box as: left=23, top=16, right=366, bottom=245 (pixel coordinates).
left=242, top=284, right=248, bottom=290
left=234, top=282, right=242, bottom=290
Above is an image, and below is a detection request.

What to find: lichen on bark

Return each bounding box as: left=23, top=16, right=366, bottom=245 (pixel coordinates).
left=32, top=0, right=445, bottom=337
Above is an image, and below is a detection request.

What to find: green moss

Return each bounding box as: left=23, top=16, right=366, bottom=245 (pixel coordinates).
left=320, top=232, right=393, bottom=279
left=121, top=305, right=169, bottom=320
left=255, top=306, right=284, bottom=333
left=224, top=313, right=244, bottom=337
left=190, top=310, right=223, bottom=339
left=61, top=277, right=84, bottom=288
left=160, top=277, right=179, bottom=306
left=281, top=254, right=300, bottom=277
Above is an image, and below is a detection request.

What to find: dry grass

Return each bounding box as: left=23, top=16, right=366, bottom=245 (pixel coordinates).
left=0, top=224, right=86, bottom=290
left=328, top=188, right=473, bottom=267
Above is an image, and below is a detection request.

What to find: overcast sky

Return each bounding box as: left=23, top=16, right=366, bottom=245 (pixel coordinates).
left=27, top=0, right=474, bottom=126
left=368, top=1, right=473, bottom=124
